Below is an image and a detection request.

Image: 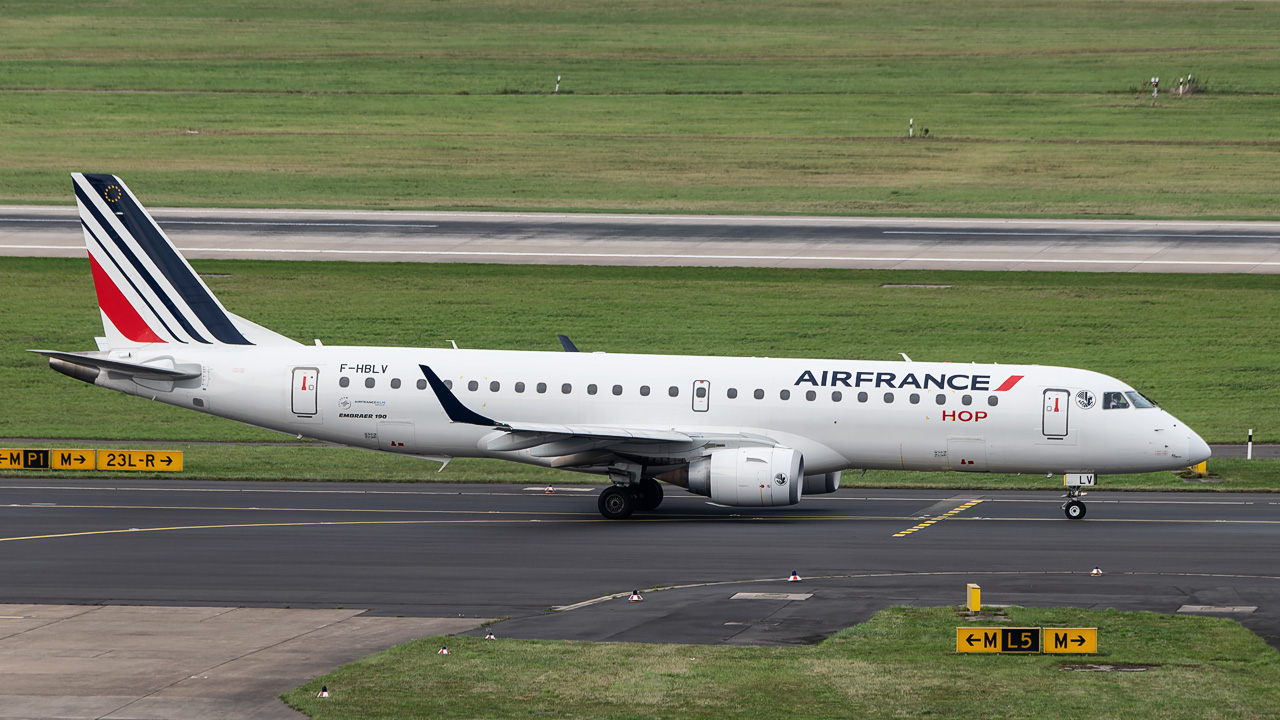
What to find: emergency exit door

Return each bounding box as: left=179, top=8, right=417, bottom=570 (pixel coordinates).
left=692, top=380, right=710, bottom=412
left=292, top=367, right=318, bottom=416
left=1043, top=388, right=1069, bottom=437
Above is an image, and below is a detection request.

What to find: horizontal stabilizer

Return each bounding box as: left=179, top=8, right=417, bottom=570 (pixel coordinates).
left=29, top=350, right=201, bottom=381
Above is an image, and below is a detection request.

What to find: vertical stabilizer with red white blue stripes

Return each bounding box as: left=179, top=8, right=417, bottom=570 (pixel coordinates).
left=74, top=173, right=298, bottom=349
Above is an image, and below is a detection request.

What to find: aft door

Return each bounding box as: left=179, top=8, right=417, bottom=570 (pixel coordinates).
left=291, top=367, right=318, bottom=416
left=1043, top=388, right=1069, bottom=437
left=692, top=380, right=710, bottom=412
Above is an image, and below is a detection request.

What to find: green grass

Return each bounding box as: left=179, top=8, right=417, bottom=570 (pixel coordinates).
left=280, top=605, right=1280, bottom=719
left=3, top=256, right=1276, bottom=448
left=3, top=1, right=1280, bottom=216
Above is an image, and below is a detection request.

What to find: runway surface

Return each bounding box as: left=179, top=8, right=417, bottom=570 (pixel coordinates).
left=2, top=479, right=1277, bottom=648
left=5, top=205, right=1280, bottom=272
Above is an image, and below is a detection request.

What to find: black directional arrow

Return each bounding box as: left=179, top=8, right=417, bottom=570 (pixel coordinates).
left=76, top=455, right=85, bottom=463
left=1073, top=635, right=1086, bottom=646
left=966, top=633, right=979, bottom=647
left=161, top=456, right=173, bottom=466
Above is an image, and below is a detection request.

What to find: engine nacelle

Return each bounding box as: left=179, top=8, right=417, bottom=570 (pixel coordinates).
left=803, top=471, right=841, bottom=495
left=687, top=447, right=803, bottom=507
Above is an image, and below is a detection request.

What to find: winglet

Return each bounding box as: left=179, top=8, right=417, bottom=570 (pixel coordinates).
left=557, top=334, right=579, bottom=352
left=420, top=365, right=497, bottom=426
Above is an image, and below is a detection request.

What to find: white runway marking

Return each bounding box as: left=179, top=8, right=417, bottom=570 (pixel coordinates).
left=5, top=244, right=1276, bottom=268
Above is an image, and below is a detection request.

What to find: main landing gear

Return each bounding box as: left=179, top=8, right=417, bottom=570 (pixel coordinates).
left=598, top=478, right=664, bottom=520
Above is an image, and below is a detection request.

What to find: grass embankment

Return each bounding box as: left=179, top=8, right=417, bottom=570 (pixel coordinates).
left=281, top=606, right=1280, bottom=719
left=3, top=1, right=1280, bottom=216
left=2, top=257, right=1275, bottom=488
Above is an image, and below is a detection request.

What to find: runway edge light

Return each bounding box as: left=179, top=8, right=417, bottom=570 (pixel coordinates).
left=629, top=590, right=643, bottom=602
left=438, top=645, right=449, bottom=655
left=788, top=570, right=802, bottom=582
left=484, top=630, right=496, bottom=640
left=317, top=685, right=329, bottom=698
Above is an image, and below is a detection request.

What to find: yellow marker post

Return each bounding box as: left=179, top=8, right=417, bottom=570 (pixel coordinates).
left=52, top=450, right=96, bottom=471
left=1044, top=628, right=1098, bottom=654
left=966, top=583, right=981, bottom=613
left=97, top=450, right=183, bottom=472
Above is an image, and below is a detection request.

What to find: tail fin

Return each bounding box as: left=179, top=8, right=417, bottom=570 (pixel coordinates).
left=73, top=173, right=298, bottom=348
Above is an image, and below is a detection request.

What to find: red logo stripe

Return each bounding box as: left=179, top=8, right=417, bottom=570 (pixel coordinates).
left=89, top=255, right=165, bottom=343
left=994, top=375, right=1024, bottom=392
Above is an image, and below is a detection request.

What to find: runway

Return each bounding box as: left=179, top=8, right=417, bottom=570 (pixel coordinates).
left=2, top=479, right=1277, bottom=648
left=4, top=205, right=1280, bottom=272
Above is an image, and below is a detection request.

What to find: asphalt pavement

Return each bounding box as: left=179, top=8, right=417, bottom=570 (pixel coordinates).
left=4, top=205, right=1280, bottom=272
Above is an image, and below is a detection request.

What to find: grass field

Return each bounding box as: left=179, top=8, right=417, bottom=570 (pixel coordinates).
left=281, top=605, right=1280, bottom=719
left=3, top=1, right=1280, bottom=216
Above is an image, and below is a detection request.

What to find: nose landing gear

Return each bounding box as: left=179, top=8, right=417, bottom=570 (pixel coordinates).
left=1060, top=473, right=1096, bottom=520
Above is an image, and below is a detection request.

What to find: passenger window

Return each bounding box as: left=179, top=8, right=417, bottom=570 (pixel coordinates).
left=909, top=393, right=920, bottom=404
left=668, top=386, right=679, bottom=398
left=537, top=382, right=547, bottom=394
left=962, top=395, right=972, bottom=406
left=935, top=394, right=946, bottom=405
left=612, top=384, right=622, bottom=396
left=883, top=392, right=894, bottom=403
left=727, top=388, right=738, bottom=399
left=1125, top=391, right=1157, bottom=408
left=515, top=382, right=526, bottom=393
left=365, top=377, right=375, bottom=389
left=857, top=391, right=868, bottom=403
left=468, top=380, right=479, bottom=392
left=832, top=391, right=842, bottom=402
left=444, top=379, right=453, bottom=390
left=987, top=395, right=998, bottom=407
left=640, top=385, right=651, bottom=397
left=753, top=389, right=764, bottom=399
left=780, top=389, right=791, bottom=400
left=806, top=390, right=816, bottom=401
left=339, top=377, right=350, bottom=388
left=391, top=378, right=401, bottom=389
left=588, top=384, right=597, bottom=395
left=416, top=379, right=427, bottom=390
left=562, top=383, right=572, bottom=394
left=1103, top=391, right=1129, bottom=410
left=490, top=381, right=500, bottom=392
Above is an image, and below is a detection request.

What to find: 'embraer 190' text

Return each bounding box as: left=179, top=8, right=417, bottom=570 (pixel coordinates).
left=795, top=370, right=991, bottom=391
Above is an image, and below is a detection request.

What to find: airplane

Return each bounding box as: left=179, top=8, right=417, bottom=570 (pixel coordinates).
left=33, top=173, right=1212, bottom=520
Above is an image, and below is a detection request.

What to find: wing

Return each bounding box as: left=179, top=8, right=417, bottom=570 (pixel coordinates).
left=419, top=364, right=770, bottom=471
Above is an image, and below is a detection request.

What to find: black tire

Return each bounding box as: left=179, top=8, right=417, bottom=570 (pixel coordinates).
left=1064, top=500, right=1086, bottom=520
left=598, top=486, right=636, bottom=519
left=633, top=478, right=664, bottom=511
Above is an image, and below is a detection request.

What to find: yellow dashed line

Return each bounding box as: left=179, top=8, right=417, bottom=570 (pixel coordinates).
left=894, top=499, right=984, bottom=537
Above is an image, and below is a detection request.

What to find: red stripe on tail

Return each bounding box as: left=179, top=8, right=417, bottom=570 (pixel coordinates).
left=994, top=375, right=1024, bottom=392
left=89, top=255, right=165, bottom=343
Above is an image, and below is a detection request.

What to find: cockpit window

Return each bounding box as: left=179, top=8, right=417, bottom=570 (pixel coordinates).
left=1102, top=391, right=1129, bottom=410
left=1125, top=390, right=1157, bottom=409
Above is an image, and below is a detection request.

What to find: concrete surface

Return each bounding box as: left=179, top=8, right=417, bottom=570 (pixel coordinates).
left=0, top=604, right=487, bottom=720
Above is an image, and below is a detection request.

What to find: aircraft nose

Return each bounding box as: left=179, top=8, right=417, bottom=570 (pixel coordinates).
left=1187, top=429, right=1212, bottom=466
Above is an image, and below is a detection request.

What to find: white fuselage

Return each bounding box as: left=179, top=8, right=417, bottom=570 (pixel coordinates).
left=97, top=344, right=1209, bottom=478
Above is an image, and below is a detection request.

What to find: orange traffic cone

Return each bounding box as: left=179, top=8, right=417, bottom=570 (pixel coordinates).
left=629, top=590, right=643, bottom=602
left=438, top=645, right=450, bottom=655
left=788, top=570, right=802, bottom=582
left=317, top=685, right=330, bottom=698
left=1091, top=566, right=1103, bottom=577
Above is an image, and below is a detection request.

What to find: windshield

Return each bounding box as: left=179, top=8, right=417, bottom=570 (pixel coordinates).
left=1125, top=390, right=1158, bottom=408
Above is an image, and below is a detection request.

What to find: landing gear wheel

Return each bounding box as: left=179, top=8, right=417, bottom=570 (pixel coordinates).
left=1064, top=500, right=1086, bottom=520
left=632, top=478, right=664, bottom=511
left=598, top=485, right=636, bottom=520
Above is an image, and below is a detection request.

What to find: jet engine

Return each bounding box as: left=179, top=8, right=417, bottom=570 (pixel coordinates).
left=686, top=447, right=803, bottom=507
left=803, top=471, right=841, bottom=495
